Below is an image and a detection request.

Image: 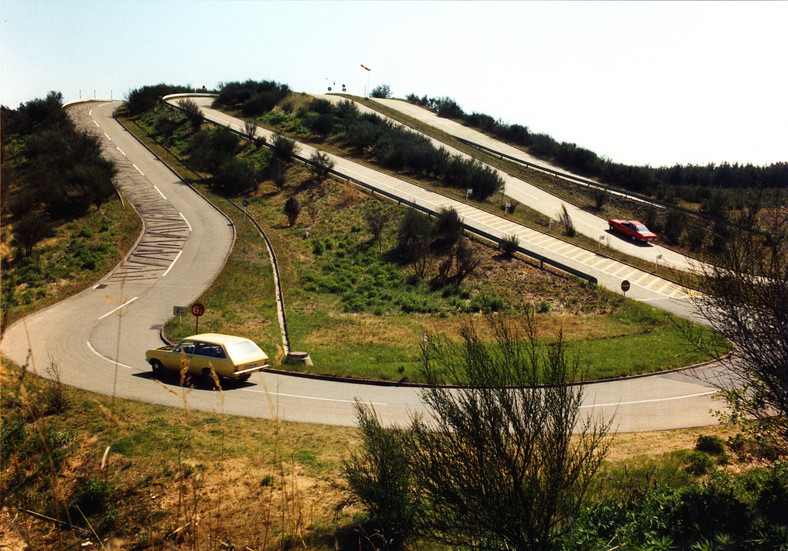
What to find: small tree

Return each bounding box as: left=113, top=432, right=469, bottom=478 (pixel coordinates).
left=592, top=186, right=610, bottom=210
left=365, top=205, right=388, bottom=251
left=411, top=314, right=613, bottom=550
left=309, top=150, right=334, bottom=182
left=178, top=99, right=203, bottom=130
left=271, top=132, right=299, bottom=164
left=557, top=204, right=576, bottom=237
left=371, top=84, right=392, bottom=99
left=683, top=196, right=788, bottom=452
left=284, top=195, right=301, bottom=226
left=343, top=401, right=417, bottom=549
left=501, top=234, right=520, bottom=257
left=243, top=118, right=258, bottom=143
left=435, top=207, right=463, bottom=247
left=13, top=213, right=50, bottom=256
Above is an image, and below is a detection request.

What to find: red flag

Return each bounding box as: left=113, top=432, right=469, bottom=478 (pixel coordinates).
left=360, top=64, right=371, bottom=71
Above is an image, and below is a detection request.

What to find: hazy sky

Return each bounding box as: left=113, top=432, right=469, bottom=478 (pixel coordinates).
left=2, top=1, right=785, bottom=167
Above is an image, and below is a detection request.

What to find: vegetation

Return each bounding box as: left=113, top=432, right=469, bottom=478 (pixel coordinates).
left=1, top=93, right=140, bottom=330
left=683, top=189, right=788, bottom=454
left=404, top=92, right=788, bottom=205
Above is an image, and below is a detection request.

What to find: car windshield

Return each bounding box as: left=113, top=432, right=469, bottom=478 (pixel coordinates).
left=225, top=340, right=264, bottom=362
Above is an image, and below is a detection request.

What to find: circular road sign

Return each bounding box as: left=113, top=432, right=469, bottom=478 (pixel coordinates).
left=621, top=280, right=631, bottom=293
left=190, top=302, right=205, bottom=317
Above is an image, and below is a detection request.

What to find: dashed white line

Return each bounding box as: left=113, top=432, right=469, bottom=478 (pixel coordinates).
left=580, top=391, right=715, bottom=409
left=93, top=120, right=100, bottom=128
left=98, top=296, right=138, bottom=320
left=86, top=341, right=135, bottom=370
left=104, top=132, right=111, bottom=141
left=132, top=164, right=144, bottom=176
left=161, top=251, right=182, bottom=277
left=116, top=146, right=126, bottom=156
left=240, top=387, right=388, bottom=406
left=153, top=186, right=167, bottom=200
left=179, top=212, right=192, bottom=232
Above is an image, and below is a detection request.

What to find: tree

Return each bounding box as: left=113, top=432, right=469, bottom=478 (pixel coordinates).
left=243, top=118, right=258, bottom=143
left=435, top=207, right=463, bottom=247
left=683, top=196, right=788, bottom=452
left=13, top=213, right=50, bottom=256
left=346, top=314, right=613, bottom=551
left=178, top=99, right=204, bottom=130
left=343, top=402, right=417, bottom=549
left=284, top=195, right=301, bottom=226
left=212, top=158, right=257, bottom=196
left=271, top=132, right=299, bottom=164
left=308, top=150, right=334, bottom=182
left=371, top=84, right=392, bottom=99
left=397, top=209, right=432, bottom=261
left=365, top=205, right=388, bottom=251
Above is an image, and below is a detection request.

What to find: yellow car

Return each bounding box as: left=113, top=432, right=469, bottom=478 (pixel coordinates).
left=146, top=333, right=269, bottom=383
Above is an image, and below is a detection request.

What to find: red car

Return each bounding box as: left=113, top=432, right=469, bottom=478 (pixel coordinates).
left=608, top=219, right=657, bottom=243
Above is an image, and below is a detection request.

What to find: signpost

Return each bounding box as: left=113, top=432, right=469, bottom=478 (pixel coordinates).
left=191, top=302, right=205, bottom=333
left=242, top=199, right=249, bottom=219
left=173, top=306, right=188, bottom=324
left=621, top=279, right=630, bottom=298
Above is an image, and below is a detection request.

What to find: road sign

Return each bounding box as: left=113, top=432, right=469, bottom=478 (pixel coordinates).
left=621, top=280, right=631, bottom=295
left=191, top=302, right=205, bottom=333
left=173, top=306, right=188, bottom=317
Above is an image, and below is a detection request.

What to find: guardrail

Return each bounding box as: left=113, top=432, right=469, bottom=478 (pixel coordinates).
left=164, top=95, right=598, bottom=284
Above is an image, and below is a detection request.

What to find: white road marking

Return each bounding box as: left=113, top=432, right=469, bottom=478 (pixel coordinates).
left=86, top=341, right=134, bottom=369
left=580, top=390, right=715, bottom=409
left=98, top=296, right=138, bottom=320
left=241, top=387, right=388, bottom=406
left=116, top=146, right=126, bottom=156
left=93, top=120, right=100, bottom=128
left=162, top=251, right=182, bottom=277
left=89, top=109, right=92, bottom=116
left=132, top=164, right=144, bottom=176
left=153, top=186, right=167, bottom=200
left=104, top=132, right=111, bottom=141
left=179, top=212, right=192, bottom=232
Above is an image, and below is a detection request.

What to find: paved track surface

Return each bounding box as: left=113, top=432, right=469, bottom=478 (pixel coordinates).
left=0, top=99, right=723, bottom=431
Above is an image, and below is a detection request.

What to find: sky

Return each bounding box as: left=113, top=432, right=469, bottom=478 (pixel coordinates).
left=2, top=1, right=786, bottom=168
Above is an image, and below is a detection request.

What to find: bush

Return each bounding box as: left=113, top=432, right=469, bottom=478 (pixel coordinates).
left=211, top=158, right=257, bottom=196
left=309, top=150, right=334, bottom=181
left=177, top=98, right=203, bottom=130
left=284, top=195, right=301, bottom=226
left=371, top=84, right=392, bottom=99
left=696, top=435, right=726, bottom=455
left=500, top=234, right=519, bottom=257
left=685, top=451, right=715, bottom=475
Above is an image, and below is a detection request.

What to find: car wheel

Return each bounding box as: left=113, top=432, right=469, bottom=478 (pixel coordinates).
left=609, top=224, right=614, bottom=231
left=236, top=373, right=251, bottom=383
left=150, top=359, right=164, bottom=375
left=631, top=235, right=637, bottom=242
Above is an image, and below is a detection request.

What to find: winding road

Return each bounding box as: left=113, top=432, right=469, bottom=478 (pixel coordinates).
left=0, top=99, right=724, bottom=431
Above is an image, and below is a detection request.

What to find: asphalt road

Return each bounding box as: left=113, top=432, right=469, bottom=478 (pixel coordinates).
left=0, top=100, right=723, bottom=431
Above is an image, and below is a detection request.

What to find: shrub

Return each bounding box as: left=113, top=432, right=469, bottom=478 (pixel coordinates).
left=500, top=234, right=519, bottom=257
left=177, top=98, right=203, bottom=130
left=557, top=204, right=576, bottom=237
left=309, top=150, right=334, bottom=181
left=371, top=84, right=392, bottom=99
left=685, top=451, right=715, bottom=475
left=696, top=435, right=726, bottom=455
left=211, top=158, right=257, bottom=196
left=284, top=196, right=301, bottom=226
left=538, top=301, right=551, bottom=314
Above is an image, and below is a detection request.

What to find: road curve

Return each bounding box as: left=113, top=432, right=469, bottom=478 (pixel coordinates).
left=0, top=100, right=723, bottom=432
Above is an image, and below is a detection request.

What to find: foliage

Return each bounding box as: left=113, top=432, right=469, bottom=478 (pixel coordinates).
left=211, top=157, right=258, bottom=196
left=683, top=192, right=788, bottom=453
left=177, top=98, right=203, bottom=130
left=284, top=195, right=301, bottom=226
left=214, top=79, right=291, bottom=117
left=271, top=132, right=299, bottom=164
left=370, top=84, right=392, bottom=99
left=308, top=149, right=334, bottom=181
left=343, top=402, right=417, bottom=549
left=350, top=314, right=613, bottom=551
left=126, top=83, right=195, bottom=116
left=500, top=234, right=520, bottom=257
left=557, top=204, right=576, bottom=237
left=187, top=126, right=240, bottom=173
left=397, top=209, right=432, bottom=262
left=434, top=207, right=463, bottom=247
